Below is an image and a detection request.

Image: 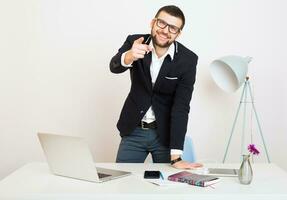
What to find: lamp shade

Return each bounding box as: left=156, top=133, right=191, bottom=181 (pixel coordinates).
left=210, top=55, right=252, bottom=92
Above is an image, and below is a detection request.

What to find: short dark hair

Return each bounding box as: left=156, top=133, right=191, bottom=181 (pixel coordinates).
left=155, top=5, right=185, bottom=29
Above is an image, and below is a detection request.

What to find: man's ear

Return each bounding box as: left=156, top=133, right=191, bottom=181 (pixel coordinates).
left=150, top=18, right=156, bottom=28
left=175, top=31, right=181, bottom=40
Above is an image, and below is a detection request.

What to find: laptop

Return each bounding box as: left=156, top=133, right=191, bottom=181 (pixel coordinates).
left=38, top=132, right=131, bottom=182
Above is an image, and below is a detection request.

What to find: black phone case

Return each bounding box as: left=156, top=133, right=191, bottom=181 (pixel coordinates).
left=144, top=170, right=160, bottom=179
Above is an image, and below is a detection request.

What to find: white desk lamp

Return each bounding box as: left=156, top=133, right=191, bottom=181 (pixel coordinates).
left=209, top=55, right=271, bottom=163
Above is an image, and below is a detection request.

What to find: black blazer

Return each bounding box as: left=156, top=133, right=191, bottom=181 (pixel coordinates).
left=110, top=34, right=198, bottom=150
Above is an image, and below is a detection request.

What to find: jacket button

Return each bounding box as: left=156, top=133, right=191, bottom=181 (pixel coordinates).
left=140, top=110, right=144, bottom=114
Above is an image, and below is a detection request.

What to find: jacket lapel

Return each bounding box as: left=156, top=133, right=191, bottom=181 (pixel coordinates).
left=153, top=56, right=174, bottom=91
left=140, top=36, right=178, bottom=92
left=142, top=52, right=153, bottom=91
left=140, top=35, right=153, bottom=92
left=153, top=41, right=178, bottom=91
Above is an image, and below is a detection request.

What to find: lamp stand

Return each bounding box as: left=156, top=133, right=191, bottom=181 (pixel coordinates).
left=222, top=77, right=271, bottom=163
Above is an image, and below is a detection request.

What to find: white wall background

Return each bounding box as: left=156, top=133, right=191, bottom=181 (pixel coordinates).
left=0, top=0, right=286, bottom=179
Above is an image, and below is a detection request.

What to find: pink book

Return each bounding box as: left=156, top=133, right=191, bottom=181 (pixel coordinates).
left=168, top=171, right=220, bottom=187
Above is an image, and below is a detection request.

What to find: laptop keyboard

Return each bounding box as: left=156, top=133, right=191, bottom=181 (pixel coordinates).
left=98, top=172, right=111, bottom=179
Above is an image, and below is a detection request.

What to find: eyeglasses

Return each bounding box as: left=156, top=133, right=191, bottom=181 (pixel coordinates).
left=155, top=18, right=181, bottom=34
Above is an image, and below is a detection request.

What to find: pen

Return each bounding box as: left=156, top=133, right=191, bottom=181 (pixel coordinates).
left=160, top=172, right=164, bottom=180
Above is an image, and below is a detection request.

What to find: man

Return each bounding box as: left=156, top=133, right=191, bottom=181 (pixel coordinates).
left=110, top=5, right=202, bottom=169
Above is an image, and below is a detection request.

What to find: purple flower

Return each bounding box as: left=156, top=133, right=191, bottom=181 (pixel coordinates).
left=248, top=144, right=260, bottom=155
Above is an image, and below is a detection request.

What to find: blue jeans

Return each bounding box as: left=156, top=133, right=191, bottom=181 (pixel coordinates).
left=116, top=127, right=170, bottom=163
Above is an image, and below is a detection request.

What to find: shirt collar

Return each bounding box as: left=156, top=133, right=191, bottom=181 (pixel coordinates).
left=149, top=41, right=175, bottom=61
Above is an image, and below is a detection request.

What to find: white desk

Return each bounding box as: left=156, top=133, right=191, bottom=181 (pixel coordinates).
left=0, top=162, right=287, bottom=200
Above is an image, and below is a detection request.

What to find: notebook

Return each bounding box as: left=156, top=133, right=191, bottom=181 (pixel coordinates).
left=38, top=132, right=131, bottom=183
left=168, top=171, right=220, bottom=187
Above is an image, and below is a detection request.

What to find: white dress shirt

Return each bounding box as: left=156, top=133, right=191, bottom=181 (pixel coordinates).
left=121, top=41, right=183, bottom=155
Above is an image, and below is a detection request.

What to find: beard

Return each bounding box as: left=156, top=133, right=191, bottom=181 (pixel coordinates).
left=151, top=29, right=174, bottom=48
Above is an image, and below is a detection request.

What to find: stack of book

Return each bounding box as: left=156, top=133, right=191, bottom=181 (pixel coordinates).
left=168, top=171, right=220, bottom=187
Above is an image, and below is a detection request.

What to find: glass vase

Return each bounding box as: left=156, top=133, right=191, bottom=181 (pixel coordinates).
left=238, top=154, right=253, bottom=184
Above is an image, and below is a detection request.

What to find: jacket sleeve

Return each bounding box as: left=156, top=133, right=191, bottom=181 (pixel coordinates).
left=169, top=56, right=198, bottom=150
left=110, top=35, right=133, bottom=74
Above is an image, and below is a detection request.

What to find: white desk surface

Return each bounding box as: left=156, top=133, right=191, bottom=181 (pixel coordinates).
left=0, top=162, right=287, bottom=200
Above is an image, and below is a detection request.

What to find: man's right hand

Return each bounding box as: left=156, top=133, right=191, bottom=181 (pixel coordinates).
left=172, top=160, right=203, bottom=169
left=171, top=155, right=203, bottom=169
left=124, top=37, right=153, bottom=65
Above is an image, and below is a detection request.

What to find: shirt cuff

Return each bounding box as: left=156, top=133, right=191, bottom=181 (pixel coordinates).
left=121, top=52, right=133, bottom=67
left=170, top=149, right=183, bottom=155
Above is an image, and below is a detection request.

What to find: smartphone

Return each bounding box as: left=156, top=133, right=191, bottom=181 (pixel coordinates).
left=144, top=170, right=161, bottom=179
